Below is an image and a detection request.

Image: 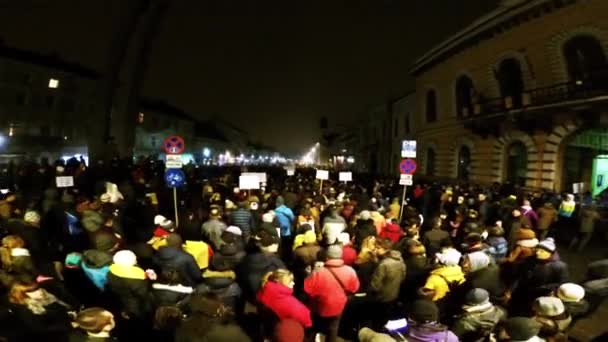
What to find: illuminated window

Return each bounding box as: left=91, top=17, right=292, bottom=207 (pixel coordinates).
left=138, top=112, right=145, bottom=124
left=48, top=78, right=59, bottom=89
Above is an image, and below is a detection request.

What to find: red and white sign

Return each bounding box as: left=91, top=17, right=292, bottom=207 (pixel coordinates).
left=163, top=135, right=185, bottom=154
left=399, top=159, right=417, bottom=175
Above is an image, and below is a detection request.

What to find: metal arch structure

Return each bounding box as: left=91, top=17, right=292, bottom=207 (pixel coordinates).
left=89, top=0, right=171, bottom=162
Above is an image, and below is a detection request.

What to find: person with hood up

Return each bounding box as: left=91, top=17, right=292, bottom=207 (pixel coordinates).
left=537, top=202, right=558, bottom=241
left=80, top=249, right=113, bottom=292
left=405, top=300, right=459, bottom=342
left=461, top=251, right=506, bottom=304
left=257, top=269, right=312, bottom=329
left=555, top=283, right=589, bottom=319
left=520, top=200, right=539, bottom=229
left=420, top=247, right=465, bottom=303
left=353, top=210, right=377, bottom=250
left=154, top=234, right=202, bottom=287
left=106, top=250, right=153, bottom=320
left=498, top=317, right=543, bottom=342
left=452, top=288, right=506, bottom=342
left=380, top=218, right=404, bottom=243
left=304, top=245, right=360, bottom=342
left=201, top=207, right=227, bottom=250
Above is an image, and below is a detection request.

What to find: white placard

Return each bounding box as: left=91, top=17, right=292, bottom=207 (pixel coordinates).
left=165, top=154, right=183, bottom=169
left=287, top=169, right=295, bottom=176
left=316, top=170, right=329, bottom=180
left=339, top=172, right=352, bottom=182
left=401, top=140, right=417, bottom=158
left=242, top=172, right=266, bottom=183
left=399, top=174, right=413, bottom=186
left=56, top=176, right=74, bottom=188
left=239, top=175, right=260, bottom=190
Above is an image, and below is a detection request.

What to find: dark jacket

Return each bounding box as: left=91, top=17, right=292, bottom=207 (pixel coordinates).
left=154, top=246, right=202, bottom=286
left=236, top=252, right=285, bottom=300
left=106, top=264, right=152, bottom=318
left=152, top=282, right=193, bottom=307
left=515, top=258, right=569, bottom=302
left=370, top=250, right=406, bottom=303
left=10, top=302, right=72, bottom=342
left=197, top=270, right=242, bottom=312
left=463, top=264, right=506, bottom=303
left=229, top=208, right=253, bottom=237
left=353, top=219, right=376, bottom=248
left=423, top=229, right=450, bottom=257
left=452, top=304, right=506, bottom=342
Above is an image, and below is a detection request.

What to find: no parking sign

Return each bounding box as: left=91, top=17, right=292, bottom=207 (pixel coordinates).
left=399, top=159, right=417, bottom=174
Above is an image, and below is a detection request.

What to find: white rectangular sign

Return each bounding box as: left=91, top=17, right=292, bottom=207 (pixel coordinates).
left=239, top=175, right=260, bottom=190
left=242, top=172, right=266, bottom=183
left=56, top=176, right=74, bottom=188
left=339, top=172, right=352, bottom=182
left=165, top=154, right=183, bottom=169
left=316, top=170, right=329, bottom=180
left=399, top=174, right=413, bottom=186
left=287, top=169, right=295, bottom=176
left=401, top=140, right=417, bottom=158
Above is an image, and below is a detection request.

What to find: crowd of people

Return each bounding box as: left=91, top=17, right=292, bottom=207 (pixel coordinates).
left=0, top=157, right=607, bottom=342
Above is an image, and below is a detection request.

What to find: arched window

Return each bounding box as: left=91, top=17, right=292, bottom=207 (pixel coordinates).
left=506, top=142, right=527, bottom=186
left=496, top=58, right=524, bottom=108
left=426, top=90, right=437, bottom=123
left=563, top=35, right=607, bottom=82
left=426, top=148, right=436, bottom=176
left=457, top=146, right=471, bottom=181
left=455, top=76, right=474, bottom=117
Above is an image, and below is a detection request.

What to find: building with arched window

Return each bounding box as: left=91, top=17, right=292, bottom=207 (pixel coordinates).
left=409, top=0, right=608, bottom=194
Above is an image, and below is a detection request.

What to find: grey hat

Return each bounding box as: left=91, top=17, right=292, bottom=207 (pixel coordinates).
left=326, top=245, right=343, bottom=260
left=537, top=237, right=556, bottom=253
left=465, top=288, right=490, bottom=306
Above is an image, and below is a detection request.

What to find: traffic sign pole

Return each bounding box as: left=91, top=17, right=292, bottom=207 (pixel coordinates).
left=173, top=187, right=179, bottom=228
left=399, top=184, right=407, bottom=223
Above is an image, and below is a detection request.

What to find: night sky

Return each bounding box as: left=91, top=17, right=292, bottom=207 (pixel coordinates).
left=0, top=0, right=499, bottom=154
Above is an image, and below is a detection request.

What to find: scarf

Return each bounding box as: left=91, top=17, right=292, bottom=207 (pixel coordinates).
left=24, top=289, right=69, bottom=315
left=517, top=238, right=539, bottom=248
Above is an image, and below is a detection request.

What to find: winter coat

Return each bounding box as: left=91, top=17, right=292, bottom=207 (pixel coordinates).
left=521, top=206, right=539, bottom=228
left=423, top=229, right=450, bottom=257
left=558, top=200, right=576, bottom=218
left=230, top=208, right=253, bottom=237
left=10, top=301, right=72, bottom=341
left=516, top=258, right=569, bottom=297
left=342, top=245, right=357, bottom=266
left=353, top=219, right=376, bottom=247
left=275, top=205, right=295, bottom=237
left=197, top=270, right=242, bottom=311
left=486, top=237, right=508, bottom=261
left=304, top=259, right=360, bottom=317
left=81, top=250, right=112, bottom=291
left=406, top=323, right=459, bottom=342
left=452, top=303, right=506, bottom=341
left=370, top=250, right=406, bottom=303
left=564, top=300, right=590, bottom=318
left=236, top=252, right=285, bottom=300
left=201, top=219, right=227, bottom=250
left=463, top=264, right=506, bottom=303
left=424, top=265, right=466, bottom=301
left=537, top=206, right=558, bottom=230
left=152, top=283, right=193, bottom=307
left=257, top=280, right=312, bottom=328
left=379, top=223, right=403, bottom=243
left=106, top=264, right=152, bottom=318
left=175, top=316, right=251, bottom=342
left=182, top=240, right=213, bottom=270
left=154, top=246, right=202, bottom=286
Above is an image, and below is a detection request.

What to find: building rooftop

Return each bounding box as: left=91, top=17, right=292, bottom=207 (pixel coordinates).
left=410, top=0, right=560, bottom=75
left=195, top=121, right=229, bottom=143
left=0, top=42, right=101, bottom=79
left=140, top=98, right=198, bottom=122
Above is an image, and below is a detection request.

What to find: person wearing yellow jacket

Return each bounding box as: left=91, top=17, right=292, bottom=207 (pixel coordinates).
left=420, top=247, right=465, bottom=302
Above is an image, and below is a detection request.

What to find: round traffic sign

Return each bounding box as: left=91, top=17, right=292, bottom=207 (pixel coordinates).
left=165, top=169, right=186, bottom=188
left=163, top=135, right=185, bottom=154
left=399, top=159, right=417, bottom=174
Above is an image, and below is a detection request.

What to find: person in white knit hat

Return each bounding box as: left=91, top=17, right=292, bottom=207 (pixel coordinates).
left=420, top=247, right=465, bottom=302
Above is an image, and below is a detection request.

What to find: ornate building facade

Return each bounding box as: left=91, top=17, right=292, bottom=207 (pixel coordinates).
left=410, top=0, right=608, bottom=194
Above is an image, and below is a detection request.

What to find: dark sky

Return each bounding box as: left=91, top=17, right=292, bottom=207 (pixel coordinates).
left=0, top=0, right=499, bottom=154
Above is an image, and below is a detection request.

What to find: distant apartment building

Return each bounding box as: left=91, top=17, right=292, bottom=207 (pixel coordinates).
left=0, top=44, right=101, bottom=163
left=410, top=0, right=608, bottom=194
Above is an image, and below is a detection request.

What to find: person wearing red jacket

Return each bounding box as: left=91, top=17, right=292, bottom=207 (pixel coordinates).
left=257, top=269, right=312, bottom=329
left=304, top=245, right=360, bottom=342
left=379, top=219, right=404, bottom=243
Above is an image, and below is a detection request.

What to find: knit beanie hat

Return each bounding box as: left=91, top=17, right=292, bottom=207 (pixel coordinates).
left=327, top=245, right=343, bottom=260
left=533, top=296, right=565, bottom=317
left=113, top=250, right=137, bottom=267
left=94, top=232, right=118, bottom=252
left=504, top=317, right=542, bottom=341
left=436, top=248, right=462, bottom=266
left=557, top=283, right=585, bottom=303
left=360, top=210, right=371, bottom=221
left=262, top=212, right=275, bottom=223
left=225, top=226, right=242, bottom=236
left=466, top=251, right=491, bottom=272
left=82, top=249, right=113, bottom=268
left=465, top=288, right=490, bottom=306
left=358, top=327, right=396, bottom=342
left=537, top=237, right=556, bottom=253
left=410, top=300, right=439, bottom=323
left=24, top=210, right=41, bottom=225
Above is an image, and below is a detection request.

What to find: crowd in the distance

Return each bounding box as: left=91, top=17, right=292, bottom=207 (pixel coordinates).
left=0, top=157, right=607, bottom=342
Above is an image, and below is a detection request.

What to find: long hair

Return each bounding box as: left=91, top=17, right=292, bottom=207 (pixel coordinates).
left=8, top=281, right=38, bottom=305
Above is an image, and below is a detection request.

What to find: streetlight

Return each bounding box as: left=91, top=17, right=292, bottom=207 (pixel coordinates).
left=203, top=148, right=211, bottom=158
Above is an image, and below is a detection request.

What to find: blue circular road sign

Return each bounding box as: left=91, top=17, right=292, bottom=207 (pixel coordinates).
left=165, top=169, right=186, bottom=188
